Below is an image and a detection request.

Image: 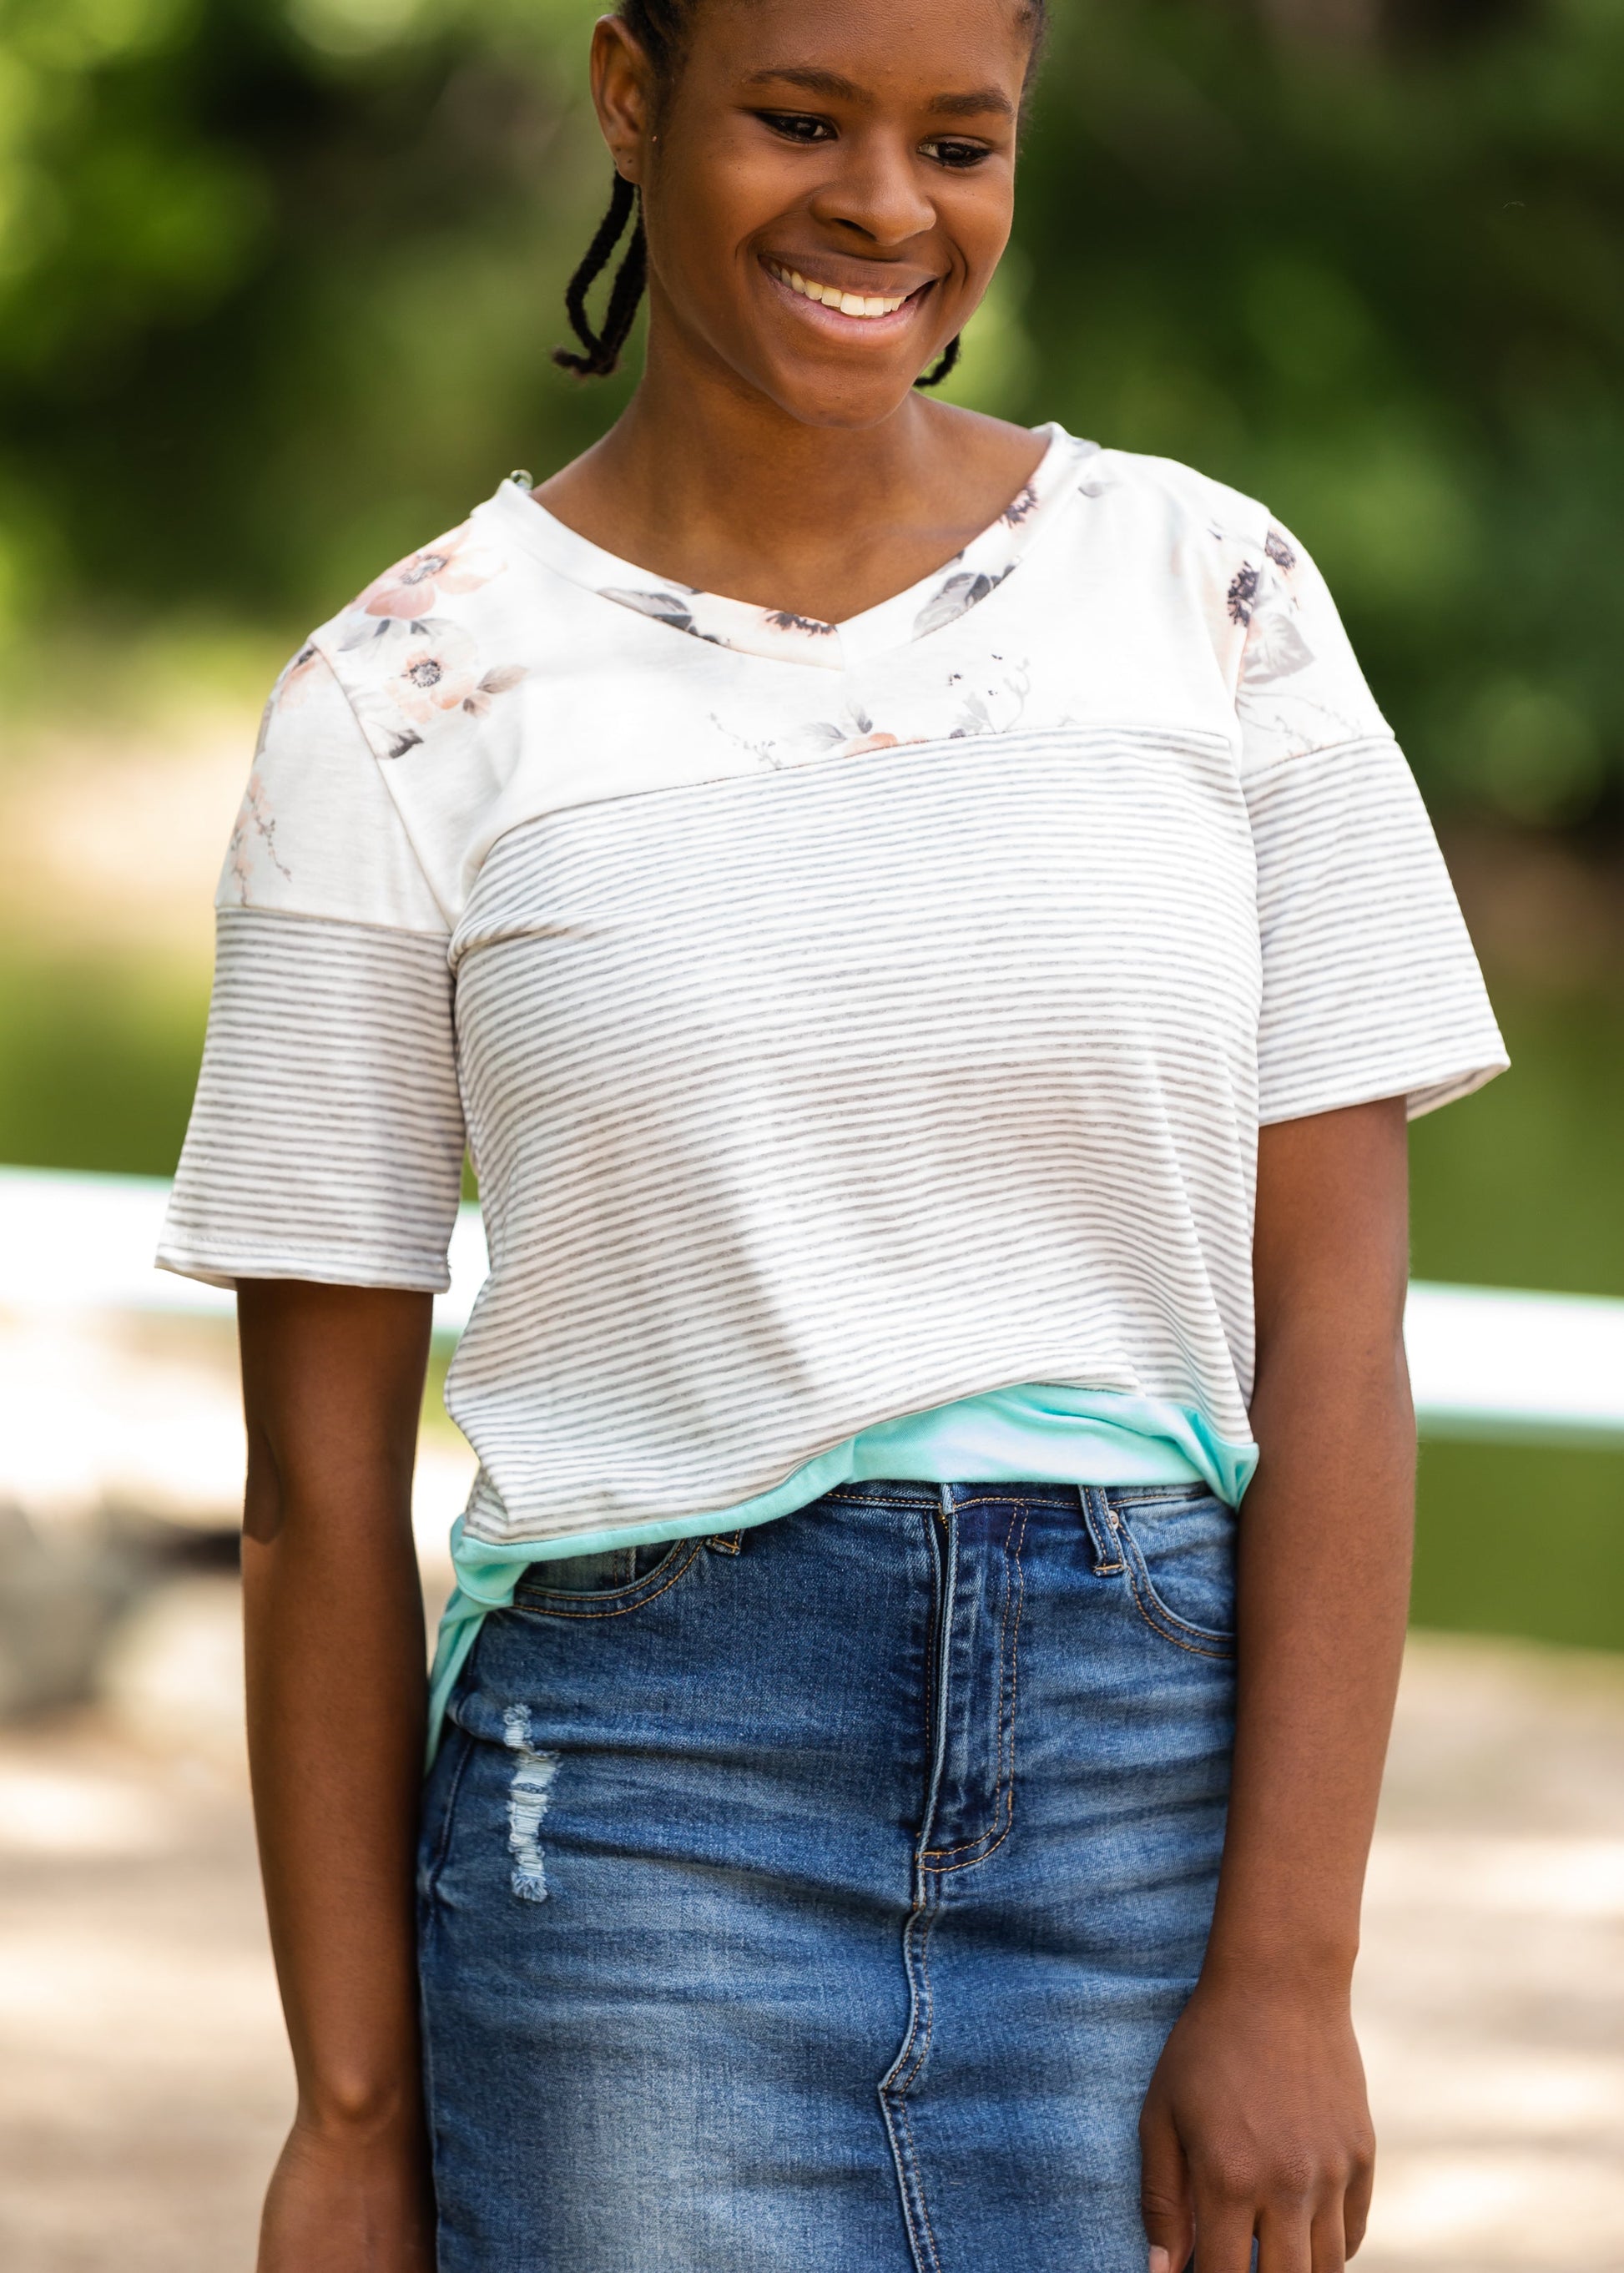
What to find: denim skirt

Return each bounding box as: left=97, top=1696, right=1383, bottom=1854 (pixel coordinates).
left=418, top=1480, right=1236, bottom=2272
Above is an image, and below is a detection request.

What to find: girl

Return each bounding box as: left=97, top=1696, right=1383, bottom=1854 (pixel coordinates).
left=161, top=0, right=1505, bottom=2266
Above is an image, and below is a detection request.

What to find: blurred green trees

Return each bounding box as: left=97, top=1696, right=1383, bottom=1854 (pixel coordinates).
left=1020, top=0, right=1624, bottom=829
left=1, top=0, right=1621, bottom=822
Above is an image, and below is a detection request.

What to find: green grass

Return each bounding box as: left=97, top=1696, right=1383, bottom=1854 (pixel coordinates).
left=1410, top=983, right=1624, bottom=1298
left=1405, top=982, right=1624, bottom=1652
left=0, top=953, right=208, bottom=1177
left=1414, top=1439, right=1624, bottom=1654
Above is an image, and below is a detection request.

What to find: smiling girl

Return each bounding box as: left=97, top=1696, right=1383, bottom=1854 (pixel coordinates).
left=159, top=2, right=1505, bottom=2267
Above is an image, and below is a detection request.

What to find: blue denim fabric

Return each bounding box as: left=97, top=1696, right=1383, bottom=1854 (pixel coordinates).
left=418, top=1480, right=1236, bottom=2272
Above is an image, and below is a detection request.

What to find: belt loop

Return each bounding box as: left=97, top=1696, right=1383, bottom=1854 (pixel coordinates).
left=706, top=1530, right=744, bottom=1555
left=1079, top=1486, right=1123, bottom=1575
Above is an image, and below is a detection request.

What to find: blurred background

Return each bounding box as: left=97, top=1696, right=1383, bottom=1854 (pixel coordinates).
left=0, top=0, right=1621, bottom=2266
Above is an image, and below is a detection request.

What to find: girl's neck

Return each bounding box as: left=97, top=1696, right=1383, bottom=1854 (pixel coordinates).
left=536, top=308, right=1045, bottom=624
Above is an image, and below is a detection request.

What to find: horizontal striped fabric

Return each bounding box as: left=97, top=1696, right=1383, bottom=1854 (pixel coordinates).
left=161, top=910, right=464, bottom=1293
left=159, top=431, right=1507, bottom=1547
left=1247, top=736, right=1505, bottom=1122
left=451, top=729, right=1258, bottom=1535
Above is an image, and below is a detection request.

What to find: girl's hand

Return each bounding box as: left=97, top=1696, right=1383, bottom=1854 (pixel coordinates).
left=1138, top=1976, right=1376, bottom=2273
left=1137, top=1101, right=1410, bottom=2272
left=258, top=2110, right=436, bottom=2272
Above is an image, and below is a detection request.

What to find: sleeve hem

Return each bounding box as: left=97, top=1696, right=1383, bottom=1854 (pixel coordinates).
left=1258, top=1052, right=1510, bottom=1130
left=155, top=1248, right=452, bottom=1296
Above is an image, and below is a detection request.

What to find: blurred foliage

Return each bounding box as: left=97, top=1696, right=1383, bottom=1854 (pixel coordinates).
left=1021, top=0, right=1624, bottom=829
left=0, top=0, right=618, bottom=624
left=0, top=0, right=1621, bottom=824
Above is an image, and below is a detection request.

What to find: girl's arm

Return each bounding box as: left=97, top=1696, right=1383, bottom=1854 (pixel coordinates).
left=1139, top=1093, right=1415, bottom=2273
left=238, top=1278, right=439, bottom=2273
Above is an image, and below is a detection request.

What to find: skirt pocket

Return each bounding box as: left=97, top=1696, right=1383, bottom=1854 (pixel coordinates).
left=1103, top=1487, right=1237, bottom=1659
left=511, top=1535, right=705, bottom=1620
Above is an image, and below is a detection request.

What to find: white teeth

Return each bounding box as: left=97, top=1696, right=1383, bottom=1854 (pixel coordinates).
left=769, top=263, right=906, bottom=319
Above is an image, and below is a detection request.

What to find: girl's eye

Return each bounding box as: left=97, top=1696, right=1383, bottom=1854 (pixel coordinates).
left=757, top=111, right=837, bottom=144
left=922, top=138, right=991, bottom=170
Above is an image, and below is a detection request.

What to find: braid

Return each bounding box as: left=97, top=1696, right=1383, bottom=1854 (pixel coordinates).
left=595, top=208, right=648, bottom=371
left=552, top=0, right=692, bottom=378
left=914, top=335, right=961, bottom=390
left=553, top=171, right=643, bottom=377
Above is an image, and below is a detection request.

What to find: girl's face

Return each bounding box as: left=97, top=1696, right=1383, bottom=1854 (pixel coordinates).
left=593, top=0, right=1036, bottom=429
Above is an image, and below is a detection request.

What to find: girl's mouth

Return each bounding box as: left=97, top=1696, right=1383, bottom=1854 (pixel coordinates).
left=763, top=259, right=931, bottom=326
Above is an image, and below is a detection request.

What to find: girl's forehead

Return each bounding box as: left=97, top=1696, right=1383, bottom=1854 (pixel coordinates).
left=686, top=0, right=1037, bottom=72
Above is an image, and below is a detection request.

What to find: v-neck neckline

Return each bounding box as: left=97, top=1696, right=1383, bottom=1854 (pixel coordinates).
left=487, top=424, right=1098, bottom=673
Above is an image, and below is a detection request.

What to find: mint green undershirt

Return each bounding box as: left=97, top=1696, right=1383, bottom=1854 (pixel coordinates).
left=426, top=1385, right=1258, bottom=1763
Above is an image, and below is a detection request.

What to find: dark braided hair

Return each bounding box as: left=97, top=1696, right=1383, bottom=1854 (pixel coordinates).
left=553, top=169, right=648, bottom=377
left=553, top=0, right=1045, bottom=385
left=917, top=336, right=961, bottom=389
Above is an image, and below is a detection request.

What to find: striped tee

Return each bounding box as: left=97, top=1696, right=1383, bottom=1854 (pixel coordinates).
left=159, top=425, right=1506, bottom=1555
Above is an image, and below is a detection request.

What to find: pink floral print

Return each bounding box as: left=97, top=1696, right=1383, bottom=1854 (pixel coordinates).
left=270, top=642, right=325, bottom=710
left=389, top=621, right=482, bottom=721
left=1233, top=532, right=1315, bottom=685
left=356, top=522, right=505, bottom=621
left=371, top=618, right=528, bottom=759
left=225, top=768, right=290, bottom=904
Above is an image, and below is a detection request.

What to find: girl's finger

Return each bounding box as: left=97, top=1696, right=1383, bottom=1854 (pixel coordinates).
left=1137, top=2099, right=1193, bottom=2273
left=1311, top=2189, right=1351, bottom=2273
left=1254, top=2195, right=1314, bottom=2273
left=1187, top=2188, right=1259, bottom=2273
left=1342, top=2148, right=1375, bottom=2258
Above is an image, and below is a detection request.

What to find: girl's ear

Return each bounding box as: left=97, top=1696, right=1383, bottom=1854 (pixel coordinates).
left=591, top=15, right=658, bottom=187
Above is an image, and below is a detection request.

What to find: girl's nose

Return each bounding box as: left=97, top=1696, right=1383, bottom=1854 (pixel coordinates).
left=807, top=133, right=938, bottom=249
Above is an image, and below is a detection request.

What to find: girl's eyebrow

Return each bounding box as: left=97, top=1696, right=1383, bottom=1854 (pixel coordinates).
left=744, top=66, right=1014, bottom=120
left=925, top=88, right=1015, bottom=119
left=744, top=66, right=865, bottom=100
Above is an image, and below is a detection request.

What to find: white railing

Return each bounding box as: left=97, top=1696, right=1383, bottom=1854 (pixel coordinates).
left=0, top=1166, right=488, bottom=1342
left=3, top=1164, right=1622, bottom=1447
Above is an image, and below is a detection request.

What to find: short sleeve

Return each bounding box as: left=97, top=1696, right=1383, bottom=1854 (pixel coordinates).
left=1240, top=527, right=1508, bottom=1125
left=157, top=645, right=466, bottom=1291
